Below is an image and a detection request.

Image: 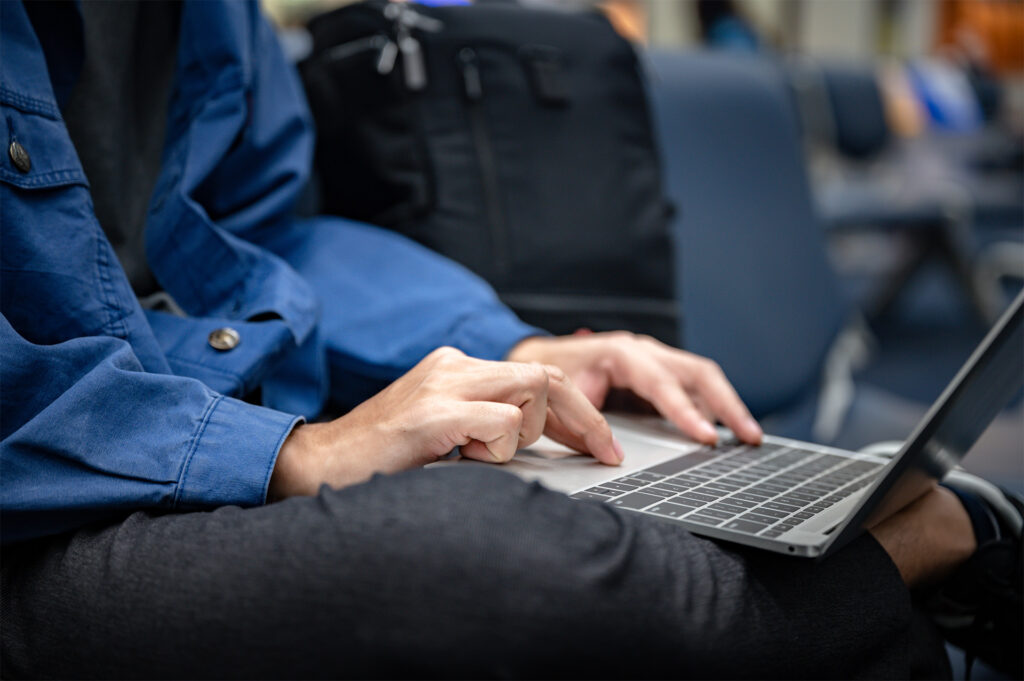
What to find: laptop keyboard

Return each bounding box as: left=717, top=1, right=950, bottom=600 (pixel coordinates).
left=571, top=440, right=884, bottom=538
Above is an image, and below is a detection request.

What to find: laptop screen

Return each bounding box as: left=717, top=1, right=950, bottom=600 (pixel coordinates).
left=835, top=290, right=1024, bottom=546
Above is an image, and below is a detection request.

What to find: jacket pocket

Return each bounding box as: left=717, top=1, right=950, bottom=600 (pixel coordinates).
left=0, top=96, right=87, bottom=190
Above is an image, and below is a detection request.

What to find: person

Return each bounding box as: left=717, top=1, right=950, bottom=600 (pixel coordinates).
left=0, top=1, right=1016, bottom=678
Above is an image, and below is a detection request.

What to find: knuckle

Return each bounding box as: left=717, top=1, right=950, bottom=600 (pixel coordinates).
left=636, top=333, right=659, bottom=347
left=700, top=358, right=725, bottom=382
left=430, top=346, right=464, bottom=364
left=503, top=405, right=525, bottom=431
left=518, top=363, right=549, bottom=390
left=542, top=364, right=568, bottom=384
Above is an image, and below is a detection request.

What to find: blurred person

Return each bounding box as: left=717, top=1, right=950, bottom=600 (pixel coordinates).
left=0, top=0, right=1015, bottom=678
left=696, top=0, right=761, bottom=53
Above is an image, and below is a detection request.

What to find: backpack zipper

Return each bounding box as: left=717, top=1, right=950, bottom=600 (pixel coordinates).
left=458, top=47, right=509, bottom=278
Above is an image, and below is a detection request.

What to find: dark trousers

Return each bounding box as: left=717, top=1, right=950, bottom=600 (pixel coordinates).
left=1, top=466, right=950, bottom=679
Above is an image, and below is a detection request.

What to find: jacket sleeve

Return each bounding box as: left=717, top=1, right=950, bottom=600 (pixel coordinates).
left=262, top=217, right=547, bottom=408
left=0, top=314, right=300, bottom=545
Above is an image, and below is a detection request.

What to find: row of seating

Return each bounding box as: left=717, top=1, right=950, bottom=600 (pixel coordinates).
left=646, top=50, right=1022, bottom=462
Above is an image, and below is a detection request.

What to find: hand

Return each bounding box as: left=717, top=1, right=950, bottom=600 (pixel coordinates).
left=506, top=332, right=763, bottom=446
left=269, top=347, right=621, bottom=498
left=869, top=485, right=977, bottom=588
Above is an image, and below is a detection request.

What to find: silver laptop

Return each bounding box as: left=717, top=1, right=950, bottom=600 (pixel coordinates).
left=438, top=291, right=1023, bottom=558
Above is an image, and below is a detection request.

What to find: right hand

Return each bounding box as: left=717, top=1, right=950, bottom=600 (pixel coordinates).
left=268, top=346, right=622, bottom=498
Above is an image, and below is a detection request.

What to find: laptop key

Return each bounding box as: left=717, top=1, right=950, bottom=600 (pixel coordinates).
left=611, top=492, right=664, bottom=510
left=750, top=506, right=788, bottom=519
left=759, top=529, right=785, bottom=538
left=708, top=502, right=749, bottom=516
left=671, top=474, right=708, bottom=484
left=656, top=482, right=695, bottom=493
left=640, top=486, right=675, bottom=498
left=739, top=512, right=781, bottom=525
left=584, top=487, right=619, bottom=497
left=684, top=514, right=724, bottom=527
left=703, top=481, right=743, bottom=492
left=646, top=502, right=693, bottom=518
left=692, top=507, right=735, bottom=520
left=645, top=452, right=716, bottom=476
left=602, top=481, right=641, bottom=493
left=571, top=492, right=613, bottom=502
left=679, top=492, right=720, bottom=504
left=734, top=492, right=770, bottom=503
left=723, top=519, right=771, bottom=534
left=667, top=495, right=703, bottom=507
left=763, top=501, right=802, bottom=513
left=632, top=472, right=665, bottom=483
left=613, top=476, right=652, bottom=487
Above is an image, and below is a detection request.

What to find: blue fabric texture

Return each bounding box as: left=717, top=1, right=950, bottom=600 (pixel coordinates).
left=0, top=0, right=541, bottom=544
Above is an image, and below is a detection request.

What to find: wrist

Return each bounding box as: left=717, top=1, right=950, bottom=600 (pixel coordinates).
left=505, top=335, right=552, bottom=363
left=268, top=422, right=320, bottom=500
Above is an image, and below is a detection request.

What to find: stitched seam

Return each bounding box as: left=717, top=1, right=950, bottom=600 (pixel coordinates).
left=0, top=168, right=85, bottom=187
left=261, top=415, right=302, bottom=504
left=165, top=353, right=245, bottom=379
left=174, top=395, right=222, bottom=507
left=93, top=223, right=129, bottom=339
left=0, top=87, right=60, bottom=119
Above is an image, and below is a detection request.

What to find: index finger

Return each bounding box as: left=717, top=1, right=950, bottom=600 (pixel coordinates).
left=660, top=350, right=763, bottom=445
left=540, top=365, right=622, bottom=465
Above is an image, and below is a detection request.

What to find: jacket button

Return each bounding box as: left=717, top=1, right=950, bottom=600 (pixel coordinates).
left=8, top=141, right=30, bottom=173
left=208, top=327, right=240, bottom=351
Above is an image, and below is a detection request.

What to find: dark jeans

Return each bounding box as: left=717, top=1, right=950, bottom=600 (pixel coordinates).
left=1, top=466, right=949, bottom=679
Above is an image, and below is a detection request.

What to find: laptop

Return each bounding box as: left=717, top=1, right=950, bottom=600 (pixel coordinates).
left=437, top=291, right=1023, bottom=558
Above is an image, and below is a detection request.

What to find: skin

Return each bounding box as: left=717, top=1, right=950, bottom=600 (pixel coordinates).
left=269, top=331, right=976, bottom=587
left=270, top=332, right=762, bottom=496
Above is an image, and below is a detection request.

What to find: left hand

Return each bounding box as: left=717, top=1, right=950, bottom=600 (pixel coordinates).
left=507, top=332, right=763, bottom=447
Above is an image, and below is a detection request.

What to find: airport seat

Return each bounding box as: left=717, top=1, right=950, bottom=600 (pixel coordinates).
left=646, top=49, right=856, bottom=440
left=792, top=58, right=1021, bottom=323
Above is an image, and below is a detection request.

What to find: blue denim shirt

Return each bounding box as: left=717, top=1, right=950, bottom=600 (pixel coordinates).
left=0, top=0, right=540, bottom=544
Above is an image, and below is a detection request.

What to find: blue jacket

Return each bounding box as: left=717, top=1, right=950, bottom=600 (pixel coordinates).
left=0, top=0, right=539, bottom=544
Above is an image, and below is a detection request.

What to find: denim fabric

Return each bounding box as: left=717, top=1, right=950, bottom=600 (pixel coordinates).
left=0, top=0, right=541, bottom=544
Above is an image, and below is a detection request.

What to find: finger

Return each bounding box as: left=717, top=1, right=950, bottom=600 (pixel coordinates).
left=456, top=401, right=524, bottom=463
left=691, top=393, right=716, bottom=423
left=659, top=351, right=762, bottom=444
left=542, top=365, right=622, bottom=465
left=443, top=360, right=551, bottom=442
left=605, top=349, right=720, bottom=445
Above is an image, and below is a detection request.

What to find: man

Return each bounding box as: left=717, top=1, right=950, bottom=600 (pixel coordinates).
left=0, top=1, right=1011, bottom=678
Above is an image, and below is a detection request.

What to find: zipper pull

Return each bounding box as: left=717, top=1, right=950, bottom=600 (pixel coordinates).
left=383, top=2, right=443, bottom=33
left=398, top=32, right=427, bottom=91
left=458, top=48, right=482, bottom=101
left=377, top=39, right=398, bottom=75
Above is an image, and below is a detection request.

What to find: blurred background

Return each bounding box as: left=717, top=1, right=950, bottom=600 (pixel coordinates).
left=270, top=0, right=1023, bottom=497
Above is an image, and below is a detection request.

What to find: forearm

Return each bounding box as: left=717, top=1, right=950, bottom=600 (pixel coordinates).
left=869, top=485, right=977, bottom=588
left=1, top=316, right=298, bottom=544
left=263, top=217, right=544, bottom=405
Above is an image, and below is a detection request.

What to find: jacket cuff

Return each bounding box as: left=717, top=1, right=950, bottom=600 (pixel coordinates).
left=175, top=395, right=301, bottom=509
left=452, top=305, right=550, bottom=362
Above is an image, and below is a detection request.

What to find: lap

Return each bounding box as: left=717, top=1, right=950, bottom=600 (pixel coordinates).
left=1, top=466, right=938, bottom=679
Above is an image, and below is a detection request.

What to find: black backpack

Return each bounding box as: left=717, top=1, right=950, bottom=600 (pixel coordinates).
left=300, top=0, right=679, bottom=343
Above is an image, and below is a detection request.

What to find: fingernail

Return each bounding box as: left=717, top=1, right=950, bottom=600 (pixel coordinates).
left=699, top=421, right=718, bottom=443
left=612, top=436, right=625, bottom=463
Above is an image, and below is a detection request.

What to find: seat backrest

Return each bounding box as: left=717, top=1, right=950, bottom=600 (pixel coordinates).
left=647, top=50, right=848, bottom=416
left=818, top=59, right=891, bottom=159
